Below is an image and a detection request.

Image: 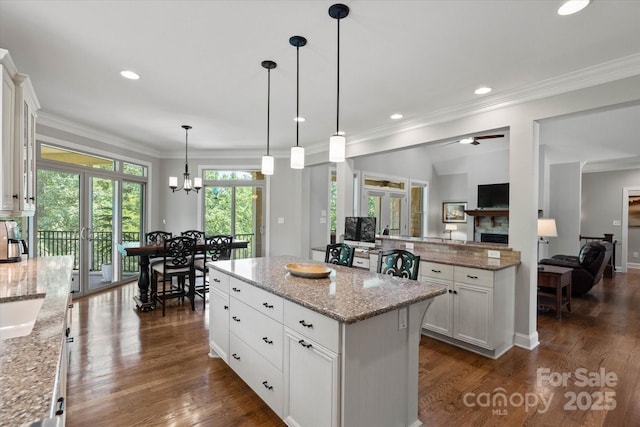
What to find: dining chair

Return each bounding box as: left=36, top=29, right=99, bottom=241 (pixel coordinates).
left=150, top=236, right=197, bottom=316
left=145, top=231, right=173, bottom=267
left=193, top=235, right=233, bottom=308
left=325, top=243, right=355, bottom=267
left=376, top=249, right=421, bottom=280
left=181, top=229, right=205, bottom=242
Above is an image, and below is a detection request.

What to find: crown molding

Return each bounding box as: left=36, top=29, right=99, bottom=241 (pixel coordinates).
left=37, top=112, right=163, bottom=158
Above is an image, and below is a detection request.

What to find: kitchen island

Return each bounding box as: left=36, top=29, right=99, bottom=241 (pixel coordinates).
left=207, top=255, right=446, bottom=427
left=0, top=256, right=74, bottom=426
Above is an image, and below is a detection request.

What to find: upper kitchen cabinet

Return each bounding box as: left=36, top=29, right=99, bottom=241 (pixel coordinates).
left=0, top=49, right=40, bottom=216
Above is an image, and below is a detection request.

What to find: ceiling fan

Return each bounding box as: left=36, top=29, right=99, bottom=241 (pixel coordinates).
left=457, top=134, right=504, bottom=145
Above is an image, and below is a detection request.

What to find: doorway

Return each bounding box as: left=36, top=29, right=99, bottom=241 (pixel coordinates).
left=36, top=144, right=146, bottom=296
left=622, top=187, right=640, bottom=272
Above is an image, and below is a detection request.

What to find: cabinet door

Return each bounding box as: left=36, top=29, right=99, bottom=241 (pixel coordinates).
left=20, top=99, right=36, bottom=213
left=209, top=288, right=230, bottom=362
left=453, top=282, right=492, bottom=349
left=1, top=68, right=16, bottom=212
left=283, top=328, right=339, bottom=427
left=422, top=281, right=453, bottom=336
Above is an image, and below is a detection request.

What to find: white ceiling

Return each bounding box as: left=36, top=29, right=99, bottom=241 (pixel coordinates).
left=1, top=0, right=640, bottom=165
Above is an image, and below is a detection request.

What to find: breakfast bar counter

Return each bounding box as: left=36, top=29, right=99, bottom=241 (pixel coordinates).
left=207, top=255, right=446, bottom=427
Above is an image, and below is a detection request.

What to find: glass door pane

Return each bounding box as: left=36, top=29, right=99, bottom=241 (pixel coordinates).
left=89, top=176, right=115, bottom=291
left=121, top=180, right=143, bottom=281
left=410, top=184, right=425, bottom=237
left=390, top=196, right=402, bottom=236
left=204, top=186, right=233, bottom=235
left=36, top=169, right=81, bottom=293
left=235, top=186, right=262, bottom=257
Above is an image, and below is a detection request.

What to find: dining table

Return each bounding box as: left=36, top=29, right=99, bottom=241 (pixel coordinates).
left=117, top=239, right=248, bottom=312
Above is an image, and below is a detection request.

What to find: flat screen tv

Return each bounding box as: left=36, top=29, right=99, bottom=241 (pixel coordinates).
left=344, top=216, right=377, bottom=248
left=477, top=183, right=509, bottom=209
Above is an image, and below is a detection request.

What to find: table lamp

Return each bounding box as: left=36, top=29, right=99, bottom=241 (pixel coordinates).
left=445, top=223, right=457, bottom=240
left=537, top=218, right=557, bottom=269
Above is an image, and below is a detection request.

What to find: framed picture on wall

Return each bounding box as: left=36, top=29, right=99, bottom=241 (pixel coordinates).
left=442, top=202, right=467, bottom=223
left=629, top=196, right=640, bottom=227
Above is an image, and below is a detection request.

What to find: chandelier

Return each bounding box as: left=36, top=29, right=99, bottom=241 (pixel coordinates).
left=169, top=125, right=202, bottom=194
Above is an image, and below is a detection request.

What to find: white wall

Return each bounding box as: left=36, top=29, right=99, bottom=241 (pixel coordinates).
left=548, top=162, right=582, bottom=257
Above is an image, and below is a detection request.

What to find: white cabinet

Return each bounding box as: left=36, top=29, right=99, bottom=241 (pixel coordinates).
left=421, top=262, right=515, bottom=359
left=311, top=249, right=325, bottom=262
left=421, top=261, right=454, bottom=336
left=283, top=327, right=339, bottom=427
left=0, top=49, right=39, bottom=217
left=209, top=287, right=230, bottom=362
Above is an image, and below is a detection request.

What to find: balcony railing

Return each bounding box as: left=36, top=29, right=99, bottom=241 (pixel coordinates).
left=37, top=230, right=254, bottom=273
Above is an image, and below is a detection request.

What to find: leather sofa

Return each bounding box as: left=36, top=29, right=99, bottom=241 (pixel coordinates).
left=539, top=241, right=613, bottom=296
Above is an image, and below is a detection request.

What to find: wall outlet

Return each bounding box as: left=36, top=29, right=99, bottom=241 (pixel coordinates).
left=398, top=308, right=407, bottom=330
left=634, top=252, right=639, bottom=258
left=613, top=220, right=621, bottom=226
left=405, top=242, right=414, bottom=250
left=488, top=250, right=501, bottom=259
left=320, top=217, right=327, bottom=224
left=278, top=217, right=285, bottom=224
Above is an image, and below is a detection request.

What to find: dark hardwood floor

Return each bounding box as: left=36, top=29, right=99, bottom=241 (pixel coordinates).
left=66, top=269, right=639, bottom=426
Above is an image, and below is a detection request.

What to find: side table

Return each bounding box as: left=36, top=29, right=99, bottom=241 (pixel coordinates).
left=537, top=265, right=572, bottom=319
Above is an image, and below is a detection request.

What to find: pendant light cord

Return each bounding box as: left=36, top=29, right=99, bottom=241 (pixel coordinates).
left=296, top=45, right=300, bottom=147
left=267, top=68, right=271, bottom=156
left=336, top=18, right=340, bottom=135
left=184, top=126, right=189, bottom=175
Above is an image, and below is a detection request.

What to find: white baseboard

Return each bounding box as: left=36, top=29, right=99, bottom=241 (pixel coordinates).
left=627, top=262, right=640, bottom=270
left=513, top=331, right=540, bottom=351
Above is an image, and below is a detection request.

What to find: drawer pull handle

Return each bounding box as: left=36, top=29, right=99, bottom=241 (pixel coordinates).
left=467, top=275, right=479, bottom=279
left=67, top=337, right=74, bottom=343
left=232, top=316, right=240, bottom=322
left=262, top=337, right=273, bottom=345
left=232, top=287, right=241, bottom=292
left=262, top=302, right=274, bottom=309
left=232, top=353, right=240, bottom=360
left=262, top=380, right=274, bottom=390
left=298, top=339, right=313, bottom=349
left=213, top=278, right=221, bottom=283
left=55, top=396, right=65, bottom=415
left=448, top=289, right=453, bottom=293
left=299, top=320, right=313, bottom=328
left=66, top=327, right=71, bottom=337
left=431, top=269, right=441, bottom=273
left=223, top=305, right=229, bottom=310
left=453, top=290, right=458, bottom=295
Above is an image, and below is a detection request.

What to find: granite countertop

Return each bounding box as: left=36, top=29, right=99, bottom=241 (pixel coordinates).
left=0, top=256, right=73, bottom=426
left=312, top=246, right=519, bottom=271
left=208, top=255, right=446, bottom=324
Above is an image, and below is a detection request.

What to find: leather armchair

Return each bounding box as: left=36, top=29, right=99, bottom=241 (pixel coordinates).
left=539, top=241, right=613, bottom=296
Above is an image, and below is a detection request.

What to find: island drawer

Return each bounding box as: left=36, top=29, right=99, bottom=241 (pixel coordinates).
left=208, top=269, right=230, bottom=294
left=284, top=300, right=339, bottom=353
left=229, top=277, right=283, bottom=322
left=230, top=298, right=284, bottom=370
left=421, top=261, right=453, bottom=281
left=230, top=332, right=283, bottom=417
left=454, top=266, right=494, bottom=287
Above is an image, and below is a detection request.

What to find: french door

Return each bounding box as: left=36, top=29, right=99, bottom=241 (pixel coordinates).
left=203, top=183, right=265, bottom=258
left=36, top=168, right=141, bottom=296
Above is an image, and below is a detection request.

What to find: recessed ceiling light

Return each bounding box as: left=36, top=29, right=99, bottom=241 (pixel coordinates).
left=459, top=138, right=474, bottom=144
left=390, top=113, right=403, bottom=120
left=557, top=0, right=590, bottom=15
left=474, top=87, right=492, bottom=95
left=120, top=70, right=140, bottom=80
left=294, top=116, right=306, bottom=122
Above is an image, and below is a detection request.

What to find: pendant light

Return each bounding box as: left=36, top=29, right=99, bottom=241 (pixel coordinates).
left=290, top=35, right=307, bottom=170
left=169, top=125, right=202, bottom=194
left=328, top=3, right=349, bottom=163
left=261, top=60, right=277, bottom=175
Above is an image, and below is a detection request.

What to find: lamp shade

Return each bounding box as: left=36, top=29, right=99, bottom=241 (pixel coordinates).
left=290, top=146, right=305, bottom=169
left=169, top=176, right=178, bottom=189
left=329, top=134, right=345, bottom=162
left=537, top=218, right=558, bottom=237
left=445, top=224, right=458, bottom=231
left=261, top=155, right=274, bottom=176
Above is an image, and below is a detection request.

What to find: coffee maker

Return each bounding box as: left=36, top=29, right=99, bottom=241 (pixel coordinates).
left=0, top=220, right=28, bottom=263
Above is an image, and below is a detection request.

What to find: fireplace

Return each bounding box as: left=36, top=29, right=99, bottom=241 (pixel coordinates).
left=481, top=233, right=508, bottom=244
